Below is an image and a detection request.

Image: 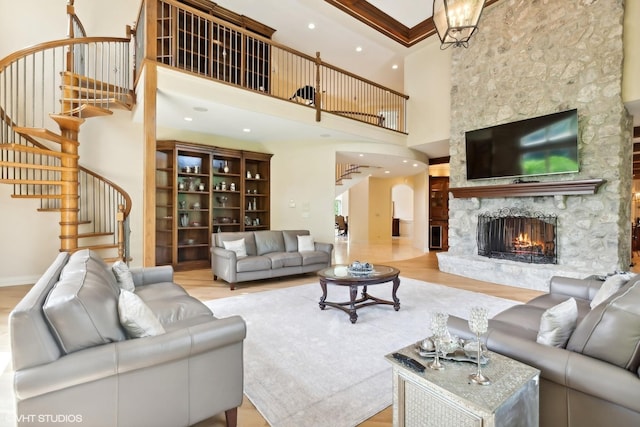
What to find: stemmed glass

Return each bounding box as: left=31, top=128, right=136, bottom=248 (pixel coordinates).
left=428, top=312, right=449, bottom=370
left=468, top=306, right=491, bottom=385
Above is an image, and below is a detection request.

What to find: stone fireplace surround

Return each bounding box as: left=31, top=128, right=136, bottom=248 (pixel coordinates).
left=437, top=0, right=633, bottom=292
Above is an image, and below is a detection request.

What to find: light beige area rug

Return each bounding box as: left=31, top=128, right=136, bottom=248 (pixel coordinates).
left=205, top=277, right=518, bottom=427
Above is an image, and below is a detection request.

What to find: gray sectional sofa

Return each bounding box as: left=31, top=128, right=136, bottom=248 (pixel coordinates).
left=211, top=229, right=333, bottom=289
left=448, top=274, right=640, bottom=427
left=9, top=249, right=246, bottom=427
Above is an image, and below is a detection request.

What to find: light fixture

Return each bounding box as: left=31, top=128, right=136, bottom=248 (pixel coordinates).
left=432, top=0, right=486, bottom=49
left=355, top=46, right=362, bottom=52
left=308, top=23, right=315, bottom=30
left=184, top=117, right=193, bottom=122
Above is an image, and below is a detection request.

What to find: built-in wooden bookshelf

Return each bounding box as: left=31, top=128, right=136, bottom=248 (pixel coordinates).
left=155, top=140, right=272, bottom=270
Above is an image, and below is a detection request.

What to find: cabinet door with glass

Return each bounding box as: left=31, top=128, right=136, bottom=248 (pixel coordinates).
left=212, top=150, right=243, bottom=232
left=243, top=152, right=272, bottom=231
left=175, top=149, right=211, bottom=269
left=155, top=148, right=174, bottom=266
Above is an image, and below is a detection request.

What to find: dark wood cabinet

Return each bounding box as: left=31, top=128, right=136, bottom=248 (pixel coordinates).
left=156, top=141, right=271, bottom=270
left=429, top=176, right=449, bottom=250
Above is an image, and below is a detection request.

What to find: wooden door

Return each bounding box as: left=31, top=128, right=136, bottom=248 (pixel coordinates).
left=429, top=176, right=449, bottom=250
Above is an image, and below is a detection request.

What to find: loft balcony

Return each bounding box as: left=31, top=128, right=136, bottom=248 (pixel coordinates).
left=132, top=0, right=409, bottom=140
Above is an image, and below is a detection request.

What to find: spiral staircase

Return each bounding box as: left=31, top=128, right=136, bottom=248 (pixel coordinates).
left=0, top=1, right=133, bottom=261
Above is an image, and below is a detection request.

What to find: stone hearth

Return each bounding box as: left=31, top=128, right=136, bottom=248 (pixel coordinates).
left=440, top=0, right=632, bottom=291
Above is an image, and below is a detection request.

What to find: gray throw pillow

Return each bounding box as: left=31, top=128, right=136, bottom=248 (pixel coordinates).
left=536, top=297, right=578, bottom=348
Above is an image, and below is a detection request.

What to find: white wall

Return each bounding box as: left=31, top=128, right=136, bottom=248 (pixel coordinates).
left=0, top=0, right=141, bottom=285
left=392, top=184, right=413, bottom=220
left=405, top=37, right=452, bottom=147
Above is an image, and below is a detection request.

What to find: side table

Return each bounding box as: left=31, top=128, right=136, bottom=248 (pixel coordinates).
left=385, top=342, right=540, bottom=427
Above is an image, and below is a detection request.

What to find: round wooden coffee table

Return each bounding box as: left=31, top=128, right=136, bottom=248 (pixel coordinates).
left=317, top=265, right=400, bottom=324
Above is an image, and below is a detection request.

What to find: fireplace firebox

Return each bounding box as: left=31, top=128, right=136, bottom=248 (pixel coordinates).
left=477, top=208, right=557, bottom=264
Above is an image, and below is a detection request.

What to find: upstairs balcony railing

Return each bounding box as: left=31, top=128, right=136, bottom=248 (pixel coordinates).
left=134, top=0, right=408, bottom=133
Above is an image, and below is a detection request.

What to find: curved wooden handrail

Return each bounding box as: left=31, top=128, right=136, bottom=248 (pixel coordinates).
left=79, top=165, right=133, bottom=218
left=0, top=37, right=130, bottom=73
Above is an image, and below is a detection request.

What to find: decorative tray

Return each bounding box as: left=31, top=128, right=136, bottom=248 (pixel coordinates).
left=414, top=340, right=489, bottom=365
left=348, top=261, right=374, bottom=275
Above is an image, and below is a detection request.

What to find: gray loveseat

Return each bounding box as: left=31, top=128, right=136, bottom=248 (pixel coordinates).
left=9, top=249, right=246, bottom=427
left=211, top=230, right=333, bottom=290
left=448, top=275, right=640, bottom=427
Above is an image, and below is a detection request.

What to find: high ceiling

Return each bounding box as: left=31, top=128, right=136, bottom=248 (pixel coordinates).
left=152, top=0, right=453, bottom=178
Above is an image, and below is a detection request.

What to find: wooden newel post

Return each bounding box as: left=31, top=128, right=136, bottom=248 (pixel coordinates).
left=315, top=51, right=322, bottom=122
left=52, top=115, right=84, bottom=253
left=117, top=204, right=125, bottom=262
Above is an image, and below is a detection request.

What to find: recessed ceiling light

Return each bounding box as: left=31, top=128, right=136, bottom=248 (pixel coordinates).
left=392, top=64, right=398, bottom=70
left=356, top=46, right=362, bottom=52
left=242, top=128, right=251, bottom=133
left=384, top=170, right=390, bottom=174
left=193, top=106, right=208, bottom=112
left=413, top=163, right=419, bottom=167
left=359, top=153, right=364, bottom=157
left=308, top=23, right=315, bottom=30
left=184, top=117, right=193, bottom=121
left=403, top=159, right=408, bottom=163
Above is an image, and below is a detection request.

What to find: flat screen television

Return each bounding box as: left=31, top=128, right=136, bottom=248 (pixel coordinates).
left=465, top=109, right=579, bottom=181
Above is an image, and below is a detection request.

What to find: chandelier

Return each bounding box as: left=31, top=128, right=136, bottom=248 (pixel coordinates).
left=432, top=0, right=486, bottom=49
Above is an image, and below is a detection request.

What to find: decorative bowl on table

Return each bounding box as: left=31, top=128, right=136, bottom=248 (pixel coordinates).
left=191, top=221, right=201, bottom=227
left=347, top=261, right=374, bottom=275
left=185, top=238, right=196, bottom=245
left=216, top=216, right=232, bottom=224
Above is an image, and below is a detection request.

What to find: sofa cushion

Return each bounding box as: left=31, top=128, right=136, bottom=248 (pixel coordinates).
left=118, top=290, right=166, bottom=338
left=216, top=232, right=257, bottom=256
left=134, top=282, right=188, bottom=301
left=297, top=235, right=315, bottom=252
left=255, top=231, right=285, bottom=255
left=144, top=294, right=213, bottom=327
left=112, top=260, right=135, bottom=292
left=236, top=256, right=272, bottom=272
left=301, top=251, right=330, bottom=266
left=43, top=250, right=126, bottom=354
left=283, top=230, right=310, bottom=252
left=536, top=297, right=578, bottom=348
left=266, top=252, right=302, bottom=269
left=526, top=293, right=592, bottom=322
left=223, top=238, right=248, bottom=257
left=590, top=273, right=632, bottom=309
left=492, top=304, right=546, bottom=333
left=567, top=280, right=640, bottom=372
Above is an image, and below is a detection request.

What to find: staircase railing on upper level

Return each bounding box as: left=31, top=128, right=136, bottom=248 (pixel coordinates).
left=133, top=0, right=409, bottom=133
left=0, top=34, right=133, bottom=260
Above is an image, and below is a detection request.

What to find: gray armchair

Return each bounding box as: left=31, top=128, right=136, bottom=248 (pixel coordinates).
left=10, top=250, right=246, bottom=427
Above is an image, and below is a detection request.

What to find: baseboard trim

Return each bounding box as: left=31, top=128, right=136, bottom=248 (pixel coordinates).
left=0, top=275, right=38, bottom=287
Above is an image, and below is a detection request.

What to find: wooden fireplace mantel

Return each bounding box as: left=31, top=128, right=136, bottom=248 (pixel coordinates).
left=449, top=179, right=606, bottom=199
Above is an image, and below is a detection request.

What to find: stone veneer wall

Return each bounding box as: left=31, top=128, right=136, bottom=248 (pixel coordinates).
left=438, top=0, right=633, bottom=291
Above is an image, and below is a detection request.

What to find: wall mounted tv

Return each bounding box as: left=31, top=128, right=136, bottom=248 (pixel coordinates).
left=465, top=109, right=579, bottom=181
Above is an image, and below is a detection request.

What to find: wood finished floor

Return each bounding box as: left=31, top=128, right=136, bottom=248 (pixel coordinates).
left=0, top=237, right=560, bottom=427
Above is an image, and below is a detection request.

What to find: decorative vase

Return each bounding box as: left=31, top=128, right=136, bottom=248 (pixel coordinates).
left=180, top=213, right=189, bottom=227
left=223, top=161, right=229, bottom=173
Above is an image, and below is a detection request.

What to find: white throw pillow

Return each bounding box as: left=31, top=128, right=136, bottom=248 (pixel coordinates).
left=590, top=273, right=634, bottom=309
left=297, top=235, right=315, bottom=252
left=223, top=238, right=247, bottom=257
left=112, top=260, right=135, bottom=292
left=536, top=297, right=578, bottom=348
left=118, top=290, right=166, bottom=338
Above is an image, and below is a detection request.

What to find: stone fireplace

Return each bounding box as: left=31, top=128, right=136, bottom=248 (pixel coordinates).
left=477, top=208, right=557, bottom=264
left=437, top=0, right=633, bottom=292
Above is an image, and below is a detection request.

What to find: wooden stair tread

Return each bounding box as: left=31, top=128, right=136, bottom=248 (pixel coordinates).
left=75, top=243, right=119, bottom=250
left=0, top=143, right=78, bottom=159
left=12, top=127, right=78, bottom=146
left=61, top=104, right=113, bottom=118
left=0, top=178, right=64, bottom=185
left=11, top=194, right=63, bottom=199
left=77, top=232, right=114, bottom=238
left=0, top=160, right=70, bottom=172
left=61, top=97, right=133, bottom=111
left=61, top=71, right=133, bottom=95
